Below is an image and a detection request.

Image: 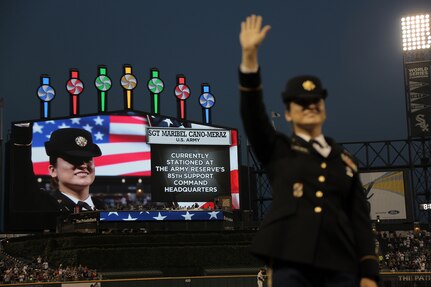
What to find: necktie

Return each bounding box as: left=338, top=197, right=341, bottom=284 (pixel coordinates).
left=309, top=139, right=331, bottom=158
left=77, top=201, right=93, bottom=211
left=309, top=139, right=323, bottom=148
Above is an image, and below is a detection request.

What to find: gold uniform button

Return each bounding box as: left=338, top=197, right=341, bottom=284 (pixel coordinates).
left=315, top=191, right=323, bottom=198
left=318, top=175, right=325, bottom=183
left=314, top=206, right=322, bottom=213
left=293, top=190, right=303, bottom=198
left=321, top=162, right=327, bottom=169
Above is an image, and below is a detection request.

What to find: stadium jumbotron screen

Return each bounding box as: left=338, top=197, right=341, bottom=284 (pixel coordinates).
left=7, top=112, right=240, bottom=230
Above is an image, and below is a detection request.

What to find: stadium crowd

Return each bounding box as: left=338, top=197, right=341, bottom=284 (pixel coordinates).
left=1, top=229, right=431, bottom=283
left=377, top=230, right=431, bottom=272
left=103, top=196, right=221, bottom=211
left=0, top=252, right=100, bottom=284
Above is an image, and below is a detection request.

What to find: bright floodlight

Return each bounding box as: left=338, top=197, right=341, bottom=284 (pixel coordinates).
left=401, top=14, right=430, bottom=51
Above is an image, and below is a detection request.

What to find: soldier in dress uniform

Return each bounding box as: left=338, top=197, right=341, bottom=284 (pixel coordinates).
left=9, top=124, right=105, bottom=229
left=239, top=15, right=379, bottom=287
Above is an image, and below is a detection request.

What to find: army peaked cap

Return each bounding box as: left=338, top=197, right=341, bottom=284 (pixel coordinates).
left=45, top=128, right=102, bottom=158
left=282, top=75, right=327, bottom=104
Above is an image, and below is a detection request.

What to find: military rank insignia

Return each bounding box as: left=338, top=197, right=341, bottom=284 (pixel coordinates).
left=293, top=182, right=304, bottom=198
left=341, top=153, right=358, bottom=175
left=291, top=145, right=310, bottom=154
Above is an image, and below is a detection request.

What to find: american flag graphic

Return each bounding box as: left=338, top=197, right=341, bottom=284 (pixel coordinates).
left=100, top=210, right=224, bottom=221
left=32, top=115, right=151, bottom=176
left=30, top=113, right=240, bottom=209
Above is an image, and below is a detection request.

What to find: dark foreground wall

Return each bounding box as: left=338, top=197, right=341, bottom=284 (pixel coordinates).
left=4, top=273, right=431, bottom=287
left=2, top=231, right=261, bottom=276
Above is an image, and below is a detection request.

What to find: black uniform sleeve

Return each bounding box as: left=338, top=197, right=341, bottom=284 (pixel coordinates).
left=239, top=69, right=279, bottom=166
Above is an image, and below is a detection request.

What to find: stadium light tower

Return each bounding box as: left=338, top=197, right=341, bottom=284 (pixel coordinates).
left=401, top=13, right=431, bottom=225
left=401, top=13, right=431, bottom=138
left=401, top=14, right=430, bottom=52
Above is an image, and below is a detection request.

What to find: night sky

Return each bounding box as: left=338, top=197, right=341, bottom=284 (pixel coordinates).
left=0, top=0, right=430, bottom=146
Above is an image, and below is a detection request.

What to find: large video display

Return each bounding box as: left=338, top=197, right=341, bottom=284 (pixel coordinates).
left=7, top=112, right=239, bottom=230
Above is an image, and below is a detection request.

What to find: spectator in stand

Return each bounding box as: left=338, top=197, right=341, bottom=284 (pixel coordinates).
left=376, top=230, right=431, bottom=272
left=0, top=253, right=99, bottom=284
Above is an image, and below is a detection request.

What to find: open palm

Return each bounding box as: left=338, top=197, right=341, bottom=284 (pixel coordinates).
left=240, top=15, right=271, bottom=51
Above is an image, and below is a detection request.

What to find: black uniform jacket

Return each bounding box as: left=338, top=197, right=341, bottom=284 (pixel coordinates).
left=9, top=124, right=105, bottom=223
left=239, top=70, right=379, bottom=280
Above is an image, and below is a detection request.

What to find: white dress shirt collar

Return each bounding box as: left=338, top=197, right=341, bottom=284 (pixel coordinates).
left=295, top=133, right=331, bottom=157
left=61, top=192, right=95, bottom=210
